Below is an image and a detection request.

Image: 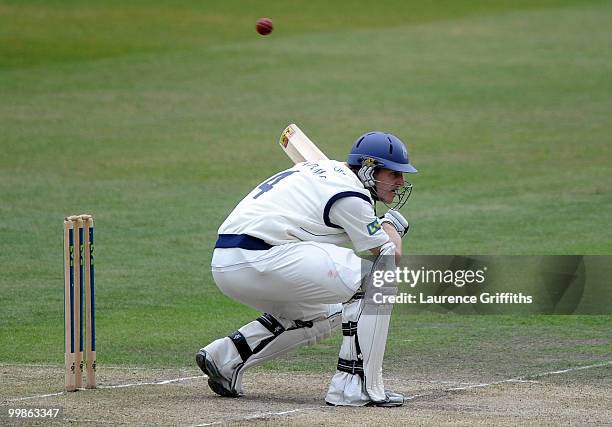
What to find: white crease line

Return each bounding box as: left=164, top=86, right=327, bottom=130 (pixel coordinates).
left=448, top=382, right=501, bottom=391
left=541, top=362, right=611, bottom=376
left=445, top=361, right=611, bottom=393
left=189, top=408, right=319, bottom=427
left=408, top=379, right=482, bottom=386
left=6, top=361, right=610, bottom=408
left=5, top=375, right=206, bottom=402
left=99, top=375, right=205, bottom=389
left=6, top=391, right=65, bottom=401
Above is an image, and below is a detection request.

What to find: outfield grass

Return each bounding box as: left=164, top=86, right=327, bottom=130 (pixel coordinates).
left=0, top=1, right=610, bottom=370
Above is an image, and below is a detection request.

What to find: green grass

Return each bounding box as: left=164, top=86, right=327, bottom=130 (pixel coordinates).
left=0, top=0, right=610, bottom=370
left=1, top=0, right=600, bottom=68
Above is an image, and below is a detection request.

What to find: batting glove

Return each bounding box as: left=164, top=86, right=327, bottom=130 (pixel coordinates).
left=380, top=209, right=409, bottom=237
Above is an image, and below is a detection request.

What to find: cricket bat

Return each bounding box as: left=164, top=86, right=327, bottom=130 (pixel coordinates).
left=279, top=124, right=329, bottom=164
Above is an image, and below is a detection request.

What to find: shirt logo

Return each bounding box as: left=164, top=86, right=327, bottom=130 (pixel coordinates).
left=367, top=220, right=381, bottom=235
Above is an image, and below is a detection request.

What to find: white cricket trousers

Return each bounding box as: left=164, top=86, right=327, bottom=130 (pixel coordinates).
left=211, top=241, right=366, bottom=321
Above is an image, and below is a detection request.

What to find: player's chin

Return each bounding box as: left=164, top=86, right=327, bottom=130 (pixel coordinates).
left=381, top=192, right=395, bottom=204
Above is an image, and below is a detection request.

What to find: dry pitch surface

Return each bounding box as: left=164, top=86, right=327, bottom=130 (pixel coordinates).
left=2, top=361, right=610, bottom=426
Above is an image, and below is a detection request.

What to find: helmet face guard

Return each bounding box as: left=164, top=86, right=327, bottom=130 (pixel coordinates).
left=370, top=170, right=413, bottom=210
left=385, top=180, right=412, bottom=210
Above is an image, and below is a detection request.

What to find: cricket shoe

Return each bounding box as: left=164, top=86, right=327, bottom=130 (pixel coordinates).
left=196, top=349, right=241, bottom=398
left=325, top=390, right=404, bottom=407
left=367, top=390, right=405, bottom=407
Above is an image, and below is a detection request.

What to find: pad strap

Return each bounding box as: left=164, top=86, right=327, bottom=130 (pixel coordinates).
left=251, top=313, right=286, bottom=355
left=230, top=313, right=313, bottom=361
left=228, top=331, right=252, bottom=362
left=341, top=321, right=362, bottom=360
left=291, top=320, right=314, bottom=329
left=342, top=321, right=358, bottom=336
left=337, top=358, right=364, bottom=378
left=352, top=291, right=365, bottom=301
left=256, top=313, right=286, bottom=336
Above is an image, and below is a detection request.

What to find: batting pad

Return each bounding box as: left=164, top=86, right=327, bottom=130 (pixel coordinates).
left=325, top=296, right=371, bottom=406
left=326, top=242, right=396, bottom=405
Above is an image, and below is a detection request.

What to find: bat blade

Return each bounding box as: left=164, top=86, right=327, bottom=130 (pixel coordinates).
left=279, top=124, right=329, bottom=164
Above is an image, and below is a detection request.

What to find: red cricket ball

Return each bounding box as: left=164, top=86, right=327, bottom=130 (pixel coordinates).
left=256, top=18, right=273, bottom=36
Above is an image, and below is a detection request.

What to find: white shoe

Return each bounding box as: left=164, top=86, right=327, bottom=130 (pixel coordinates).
left=326, top=390, right=404, bottom=407
left=367, top=390, right=404, bottom=407
left=196, top=348, right=241, bottom=398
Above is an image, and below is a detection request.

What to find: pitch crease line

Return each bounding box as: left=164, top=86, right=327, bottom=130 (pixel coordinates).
left=7, top=360, right=610, bottom=404
left=402, top=360, right=611, bottom=399
left=99, top=375, right=205, bottom=389
left=6, top=391, right=65, bottom=402
left=6, top=375, right=206, bottom=402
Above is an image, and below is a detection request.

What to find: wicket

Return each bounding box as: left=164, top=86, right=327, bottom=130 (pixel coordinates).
left=63, top=214, right=96, bottom=391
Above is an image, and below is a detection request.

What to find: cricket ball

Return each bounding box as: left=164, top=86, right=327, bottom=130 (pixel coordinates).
left=256, top=18, right=273, bottom=36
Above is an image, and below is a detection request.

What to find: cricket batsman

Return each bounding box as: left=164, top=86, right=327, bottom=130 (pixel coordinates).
left=196, top=131, right=417, bottom=406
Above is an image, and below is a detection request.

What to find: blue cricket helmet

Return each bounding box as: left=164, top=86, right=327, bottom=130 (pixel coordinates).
left=347, top=132, right=418, bottom=173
